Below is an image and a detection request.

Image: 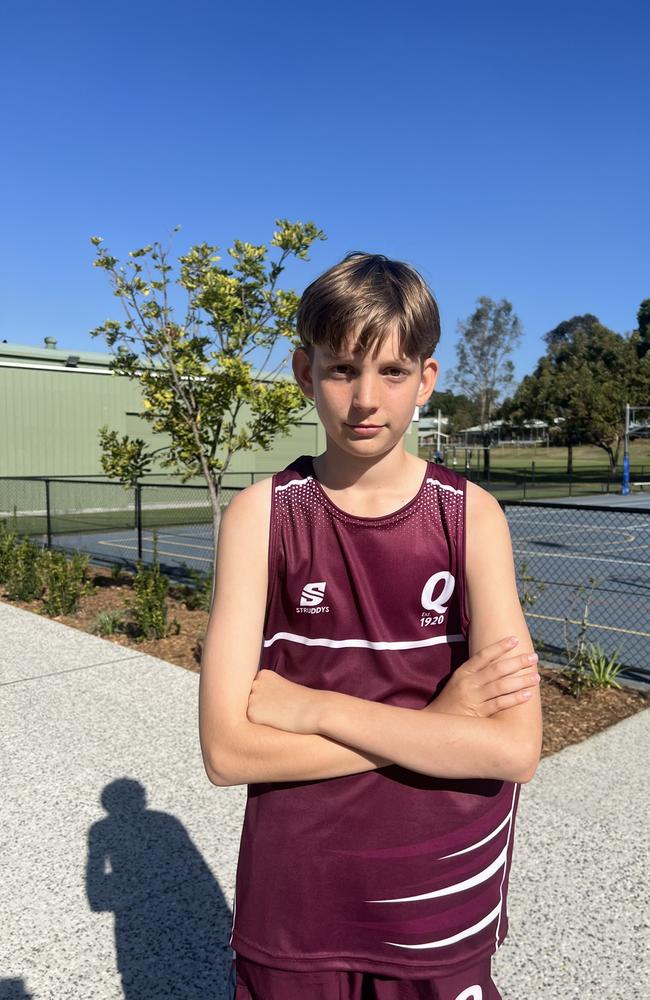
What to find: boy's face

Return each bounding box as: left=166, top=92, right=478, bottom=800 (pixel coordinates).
left=292, top=327, right=438, bottom=458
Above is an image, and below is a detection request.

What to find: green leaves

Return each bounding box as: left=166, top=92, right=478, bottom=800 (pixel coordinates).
left=97, top=427, right=153, bottom=486
left=89, top=220, right=325, bottom=507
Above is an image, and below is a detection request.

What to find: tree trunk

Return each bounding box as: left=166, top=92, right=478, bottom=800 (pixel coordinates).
left=566, top=438, right=573, bottom=476
left=482, top=431, right=491, bottom=478
left=203, top=474, right=222, bottom=610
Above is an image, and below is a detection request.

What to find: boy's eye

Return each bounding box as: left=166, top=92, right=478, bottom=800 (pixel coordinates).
left=328, top=366, right=408, bottom=378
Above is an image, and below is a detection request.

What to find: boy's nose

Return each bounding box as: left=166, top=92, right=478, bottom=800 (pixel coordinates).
left=352, top=373, right=380, bottom=410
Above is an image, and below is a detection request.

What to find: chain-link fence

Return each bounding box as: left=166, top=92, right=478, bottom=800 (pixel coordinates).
left=502, top=500, right=650, bottom=681
left=421, top=445, right=650, bottom=501
left=0, top=476, right=249, bottom=582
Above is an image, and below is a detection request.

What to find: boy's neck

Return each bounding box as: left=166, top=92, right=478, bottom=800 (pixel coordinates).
left=312, top=444, right=426, bottom=496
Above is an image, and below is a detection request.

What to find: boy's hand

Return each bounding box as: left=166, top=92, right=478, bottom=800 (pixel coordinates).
left=425, top=637, right=540, bottom=718
left=247, top=668, right=324, bottom=735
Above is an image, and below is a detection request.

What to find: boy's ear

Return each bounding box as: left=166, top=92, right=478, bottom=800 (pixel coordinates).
left=292, top=347, right=315, bottom=399
left=416, top=357, right=439, bottom=407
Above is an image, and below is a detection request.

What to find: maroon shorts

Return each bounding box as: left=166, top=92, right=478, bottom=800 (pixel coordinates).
left=232, top=954, right=501, bottom=1000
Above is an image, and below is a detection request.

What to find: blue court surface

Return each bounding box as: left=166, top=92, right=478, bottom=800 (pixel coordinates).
left=503, top=493, right=649, bottom=684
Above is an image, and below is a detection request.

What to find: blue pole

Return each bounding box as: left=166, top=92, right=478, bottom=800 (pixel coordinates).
left=621, top=454, right=630, bottom=495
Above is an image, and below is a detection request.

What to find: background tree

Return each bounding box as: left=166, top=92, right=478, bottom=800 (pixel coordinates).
left=446, top=297, right=523, bottom=472
left=632, top=298, right=650, bottom=360
left=421, top=390, right=481, bottom=440
left=90, top=219, right=326, bottom=588
left=505, top=315, right=649, bottom=474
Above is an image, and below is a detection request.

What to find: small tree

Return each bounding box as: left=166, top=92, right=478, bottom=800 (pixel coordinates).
left=90, top=219, right=326, bottom=592
left=446, top=297, right=523, bottom=473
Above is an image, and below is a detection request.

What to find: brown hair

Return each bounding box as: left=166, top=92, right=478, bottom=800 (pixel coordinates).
left=296, top=251, right=441, bottom=362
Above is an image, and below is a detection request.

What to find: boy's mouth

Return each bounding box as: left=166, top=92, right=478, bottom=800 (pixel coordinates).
left=345, top=423, right=385, bottom=436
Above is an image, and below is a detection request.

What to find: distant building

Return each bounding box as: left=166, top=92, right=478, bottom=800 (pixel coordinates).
left=451, top=418, right=551, bottom=447
left=417, top=414, right=450, bottom=448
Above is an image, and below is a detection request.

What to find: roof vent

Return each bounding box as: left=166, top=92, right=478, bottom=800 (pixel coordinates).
left=44, top=337, right=57, bottom=350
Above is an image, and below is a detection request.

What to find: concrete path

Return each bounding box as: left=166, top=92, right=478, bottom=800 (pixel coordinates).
left=1, top=601, right=648, bottom=1000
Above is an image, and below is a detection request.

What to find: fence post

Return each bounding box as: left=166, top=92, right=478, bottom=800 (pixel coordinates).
left=45, top=479, right=52, bottom=549
left=135, top=483, right=143, bottom=560
left=522, top=476, right=527, bottom=500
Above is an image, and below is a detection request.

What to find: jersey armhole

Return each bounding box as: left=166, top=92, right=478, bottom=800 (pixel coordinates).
left=459, top=474, right=471, bottom=637
left=263, top=474, right=281, bottom=635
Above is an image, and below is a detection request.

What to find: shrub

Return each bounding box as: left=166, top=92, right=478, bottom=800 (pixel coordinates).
left=0, top=517, right=19, bottom=584
left=4, top=535, right=45, bottom=602
left=175, top=566, right=213, bottom=612
left=39, top=549, right=94, bottom=616
left=125, top=531, right=180, bottom=641
left=583, top=641, right=624, bottom=690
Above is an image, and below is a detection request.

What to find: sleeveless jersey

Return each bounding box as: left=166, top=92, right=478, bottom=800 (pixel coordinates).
left=230, top=455, right=520, bottom=979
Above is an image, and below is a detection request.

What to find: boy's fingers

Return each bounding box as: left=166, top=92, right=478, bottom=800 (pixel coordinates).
left=466, top=636, right=521, bottom=672
left=491, top=653, right=539, bottom=677
left=483, top=669, right=540, bottom=702
left=482, top=688, right=537, bottom=716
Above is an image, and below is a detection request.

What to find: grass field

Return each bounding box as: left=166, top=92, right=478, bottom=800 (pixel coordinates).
left=419, top=440, right=650, bottom=501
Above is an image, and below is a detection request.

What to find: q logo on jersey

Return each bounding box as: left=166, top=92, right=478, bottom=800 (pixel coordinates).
left=454, top=989, right=482, bottom=1000
left=419, top=571, right=455, bottom=627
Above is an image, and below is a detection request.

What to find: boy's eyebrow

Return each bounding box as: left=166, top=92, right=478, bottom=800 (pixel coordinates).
left=322, top=350, right=414, bottom=365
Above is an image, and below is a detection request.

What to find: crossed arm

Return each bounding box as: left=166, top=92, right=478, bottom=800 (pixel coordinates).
left=198, top=479, right=543, bottom=788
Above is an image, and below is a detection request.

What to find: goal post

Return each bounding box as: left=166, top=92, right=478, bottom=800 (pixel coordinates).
left=622, top=403, right=650, bottom=494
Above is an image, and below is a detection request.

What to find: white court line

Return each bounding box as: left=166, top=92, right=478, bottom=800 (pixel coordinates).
left=512, top=547, right=650, bottom=568
left=508, top=517, right=649, bottom=537
left=97, top=540, right=213, bottom=563
left=97, top=538, right=212, bottom=553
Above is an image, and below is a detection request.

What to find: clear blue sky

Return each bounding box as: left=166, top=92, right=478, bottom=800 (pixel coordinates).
left=1, top=0, right=648, bottom=392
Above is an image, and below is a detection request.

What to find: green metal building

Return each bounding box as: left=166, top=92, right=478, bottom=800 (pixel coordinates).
left=0, top=338, right=419, bottom=483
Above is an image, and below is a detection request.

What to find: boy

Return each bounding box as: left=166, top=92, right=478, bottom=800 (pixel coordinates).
left=199, top=252, right=543, bottom=1000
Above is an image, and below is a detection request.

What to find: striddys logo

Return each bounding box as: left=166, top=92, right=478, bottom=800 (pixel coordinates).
left=297, top=581, right=330, bottom=614
left=419, top=571, right=455, bottom=627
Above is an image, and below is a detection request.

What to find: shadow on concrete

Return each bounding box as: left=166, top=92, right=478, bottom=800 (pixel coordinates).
left=0, top=981, right=34, bottom=999
left=86, top=777, right=233, bottom=999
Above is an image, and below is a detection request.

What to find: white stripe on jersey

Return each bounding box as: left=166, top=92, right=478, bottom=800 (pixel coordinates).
left=425, top=478, right=464, bottom=495
left=274, top=477, right=313, bottom=491
left=384, top=901, right=502, bottom=950
left=368, top=845, right=508, bottom=904
left=439, top=810, right=514, bottom=860
left=263, top=632, right=466, bottom=651
left=495, top=784, right=518, bottom=949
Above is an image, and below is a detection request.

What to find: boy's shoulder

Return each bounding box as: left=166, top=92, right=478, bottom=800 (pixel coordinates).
left=222, top=456, right=311, bottom=527
left=222, top=475, right=273, bottom=530
left=465, top=477, right=503, bottom=519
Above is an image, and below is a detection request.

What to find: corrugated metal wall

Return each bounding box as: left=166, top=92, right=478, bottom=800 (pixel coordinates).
left=0, top=341, right=418, bottom=478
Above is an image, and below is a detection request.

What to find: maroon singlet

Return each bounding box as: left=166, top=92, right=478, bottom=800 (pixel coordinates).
left=230, top=456, right=520, bottom=979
